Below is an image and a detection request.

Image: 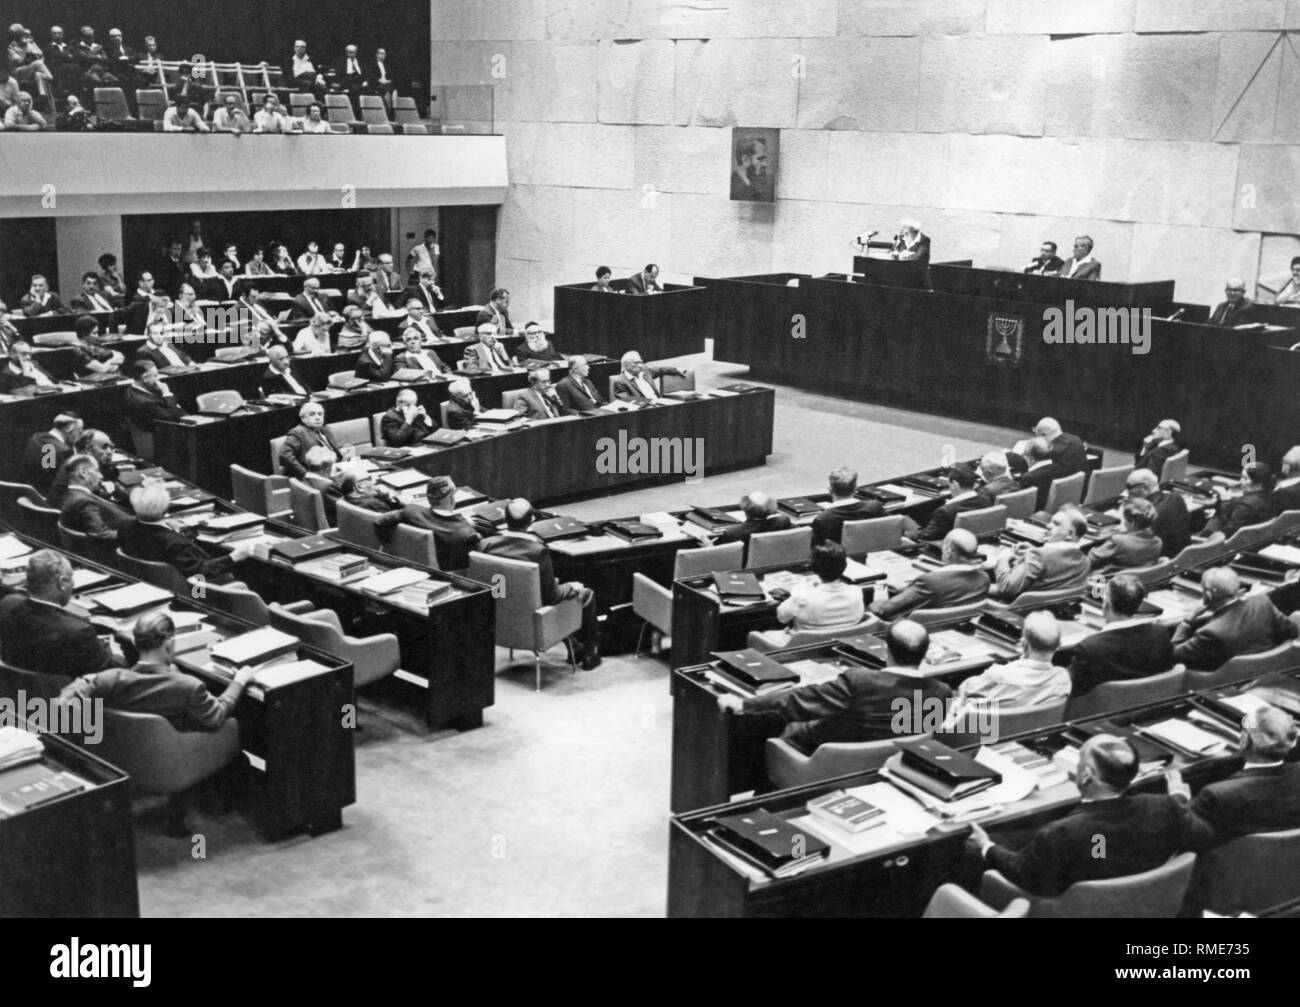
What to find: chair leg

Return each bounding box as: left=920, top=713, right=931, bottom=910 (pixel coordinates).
left=635, top=621, right=647, bottom=659
left=565, top=638, right=576, bottom=674
left=533, top=652, right=541, bottom=693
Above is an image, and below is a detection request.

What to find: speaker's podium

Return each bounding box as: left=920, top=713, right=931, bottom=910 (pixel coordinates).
left=553, top=279, right=708, bottom=360
left=853, top=250, right=932, bottom=289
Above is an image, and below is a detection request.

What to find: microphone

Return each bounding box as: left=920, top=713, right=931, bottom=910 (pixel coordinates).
left=1166, top=308, right=1185, bottom=322
left=853, top=230, right=878, bottom=247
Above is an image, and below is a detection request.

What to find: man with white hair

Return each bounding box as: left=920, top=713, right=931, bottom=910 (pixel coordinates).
left=355, top=330, right=396, bottom=381
left=611, top=351, right=685, bottom=403
left=380, top=388, right=437, bottom=446
left=279, top=401, right=353, bottom=478
left=1124, top=467, right=1190, bottom=557
left=1032, top=416, right=1088, bottom=481
left=1059, top=235, right=1101, bottom=280
left=1209, top=278, right=1254, bottom=327
left=445, top=377, right=482, bottom=429
left=289, top=39, right=325, bottom=94
left=462, top=324, right=512, bottom=373
left=1135, top=418, right=1181, bottom=475
left=890, top=219, right=929, bottom=264
left=976, top=450, right=1018, bottom=501
left=1273, top=445, right=1300, bottom=512
left=1171, top=566, right=1299, bottom=670
left=260, top=344, right=312, bottom=397
left=119, top=484, right=252, bottom=583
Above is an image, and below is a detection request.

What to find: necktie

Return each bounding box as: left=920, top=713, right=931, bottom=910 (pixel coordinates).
left=349, top=59, right=358, bottom=74
left=541, top=394, right=555, bottom=418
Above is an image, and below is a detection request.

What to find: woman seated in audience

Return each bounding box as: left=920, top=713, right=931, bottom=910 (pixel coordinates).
left=292, top=312, right=333, bottom=356
left=753, top=542, right=866, bottom=647
left=245, top=246, right=276, bottom=276
left=271, top=243, right=299, bottom=276
left=71, top=314, right=124, bottom=376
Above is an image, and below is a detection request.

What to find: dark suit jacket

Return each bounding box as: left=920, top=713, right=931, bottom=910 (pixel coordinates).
left=332, top=56, right=366, bottom=89
left=811, top=499, right=884, bottom=544
left=134, top=342, right=194, bottom=369
left=915, top=492, right=989, bottom=542
left=626, top=272, right=662, bottom=294
left=402, top=284, right=444, bottom=315
left=1273, top=479, right=1300, bottom=515
left=380, top=408, right=436, bottom=447
left=118, top=519, right=235, bottom=583
left=0, top=594, right=112, bottom=679
left=259, top=363, right=313, bottom=397
left=1018, top=462, right=1056, bottom=511
left=1206, top=490, right=1274, bottom=537
left=0, top=362, right=56, bottom=395
left=19, top=292, right=65, bottom=316
left=714, top=513, right=793, bottom=547
left=290, top=291, right=333, bottom=320
left=1135, top=439, right=1180, bottom=476
left=514, top=387, right=569, bottom=420
left=475, top=304, right=512, bottom=331
left=554, top=373, right=605, bottom=412
left=401, top=508, right=483, bottom=570
left=23, top=432, right=72, bottom=492
left=872, top=566, right=990, bottom=619
left=445, top=397, right=478, bottom=430
left=514, top=340, right=564, bottom=365
left=979, top=475, right=1020, bottom=501
left=1059, top=257, right=1102, bottom=281
left=1024, top=255, right=1064, bottom=275
left=1209, top=298, right=1254, bottom=327
left=1150, top=489, right=1192, bottom=557
left=895, top=234, right=930, bottom=265
left=480, top=533, right=563, bottom=604
left=396, top=349, right=452, bottom=376
left=987, top=795, right=1193, bottom=896
left=611, top=366, right=678, bottom=403
left=1068, top=622, right=1175, bottom=696
left=744, top=666, right=952, bottom=751
left=1171, top=593, right=1299, bottom=671
left=200, top=276, right=240, bottom=302
left=69, top=292, right=117, bottom=313
left=1046, top=432, right=1088, bottom=481
left=355, top=350, right=396, bottom=382
left=60, top=487, right=131, bottom=539
left=1189, top=764, right=1300, bottom=847
left=60, top=662, right=244, bottom=732
left=279, top=423, right=344, bottom=478
left=1087, top=528, right=1163, bottom=570
left=125, top=383, right=185, bottom=431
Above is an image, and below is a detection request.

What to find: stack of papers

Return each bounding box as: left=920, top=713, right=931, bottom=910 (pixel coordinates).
left=0, top=727, right=43, bottom=771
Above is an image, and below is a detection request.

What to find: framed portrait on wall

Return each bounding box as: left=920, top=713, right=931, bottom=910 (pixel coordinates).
left=730, top=127, right=778, bottom=203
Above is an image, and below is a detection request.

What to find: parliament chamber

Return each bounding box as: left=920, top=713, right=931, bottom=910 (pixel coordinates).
left=2, top=3, right=1300, bottom=947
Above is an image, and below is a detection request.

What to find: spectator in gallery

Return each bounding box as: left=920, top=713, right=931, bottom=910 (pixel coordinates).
left=1023, top=241, right=1064, bottom=276
left=254, top=94, right=296, bottom=134
left=300, top=102, right=331, bottom=134
left=213, top=92, right=251, bottom=134
left=3, top=89, right=46, bottom=130
left=162, top=96, right=208, bottom=133
left=289, top=39, right=326, bottom=95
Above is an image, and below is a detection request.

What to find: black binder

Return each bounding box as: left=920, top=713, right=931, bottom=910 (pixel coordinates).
left=604, top=519, right=663, bottom=542
left=531, top=516, right=591, bottom=542
left=778, top=497, right=822, bottom=517
left=711, top=571, right=764, bottom=600
left=711, top=648, right=799, bottom=688
left=269, top=534, right=343, bottom=564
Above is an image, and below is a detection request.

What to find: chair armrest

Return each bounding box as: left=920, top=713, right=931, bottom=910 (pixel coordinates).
left=302, top=608, right=343, bottom=631
left=266, top=475, right=291, bottom=490
left=631, top=573, right=672, bottom=634
left=978, top=869, right=1030, bottom=911
left=340, top=631, right=400, bottom=670
left=533, top=600, right=582, bottom=648
left=281, top=600, right=315, bottom=614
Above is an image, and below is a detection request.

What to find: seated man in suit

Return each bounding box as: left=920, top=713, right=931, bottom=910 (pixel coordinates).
left=1135, top=418, right=1181, bottom=476
left=57, top=454, right=131, bottom=541
left=396, top=326, right=452, bottom=377
left=19, top=274, right=65, bottom=316
left=479, top=498, right=601, bottom=668
left=753, top=542, right=866, bottom=648
left=475, top=288, right=512, bottom=333
left=717, top=619, right=949, bottom=755
left=279, top=401, right=354, bottom=478
left=915, top=464, right=988, bottom=542
left=119, top=484, right=252, bottom=584
left=1023, top=240, right=1064, bottom=276
left=380, top=388, right=437, bottom=446
left=554, top=355, right=605, bottom=412
left=1068, top=573, right=1175, bottom=696
left=870, top=529, right=990, bottom=619
left=0, top=550, right=120, bottom=678
left=444, top=377, right=482, bottom=429
left=400, top=297, right=445, bottom=345
left=951, top=610, right=1071, bottom=715
left=0, top=340, right=59, bottom=393
left=260, top=344, right=314, bottom=397
left=512, top=367, right=570, bottom=420
left=59, top=611, right=256, bottom=732
left=714, top=491, right=792, bottom=547
left=1125, top=468, right=1191, bottom=557
left=1087, top=497, right=1162, bottom=569
left=125, top=360, right=187, bottom=435
left=1033, top=416, right=1088, bottom=481
left=626, top=263, right=662, bottom=295
left=1058, top=234, right=1101, bottom=280
left=991, top=507, right=1090, bottom=600
left=134, top=320, right=194, bottom=370
left=514, top=322, right=564, bottom=366
left=1180, top=705, right=1300, bottom=847
left=1171, top=566, right=1299, bottom=671
left=611, top=351, right=684, bottom=403
left=289, top=277, right=336, bottom=321
left=1209, top=278, right=1254, bottom=327
left=328, top=471, right=405, bottom=534
left=336, top=304, right=373, bottom=350
left=462, top=324, right=514, bottom=373
left=1014, top=437, right=1056, bottom=511
left=397, top=476, right=494, bottom=571
left=403, top=269, right=445, bottom=316
left=1274, top=445, right=1300, bottom=513
left=976, top=450, right=1019, bottom=502
left=51, top=428, right=121, bottom=504
left=23, top=411, right=82, bottom=493
left=1205, top=463, right=1275, bottom=537
left=810, top=465, right=884, bottom=544
left=69, top=271, right=116, bottom=313
left=890, top=219, right=930, bottom=264
left=967, top=735, right=1194, bottom=896
left=354, top=331, right=397, bottom=382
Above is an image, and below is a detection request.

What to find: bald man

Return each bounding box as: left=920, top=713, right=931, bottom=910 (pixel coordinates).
left=1208, top=278, right=1254, bottom=327
left=714, top=491, right=792, bottom=547
left=968, top=735, right=1195, bottom=896
left=1171, top=566, right=1299, bottom=671
left=1032, top=416, right=1088, bottom=481
left=952, top=609, right=1070, bottom=710
left=870, top=529, right=989, bottom=619
left=717, top=620, right=951, bottom=755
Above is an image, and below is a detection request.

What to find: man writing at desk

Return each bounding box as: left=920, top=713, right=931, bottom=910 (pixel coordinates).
left=626, top=263, right=662, bottom=295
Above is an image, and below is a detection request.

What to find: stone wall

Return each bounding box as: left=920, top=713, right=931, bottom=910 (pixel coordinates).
left=431, top=0, right=1300, bottom=318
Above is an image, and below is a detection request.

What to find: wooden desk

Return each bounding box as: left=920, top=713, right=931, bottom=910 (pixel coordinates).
left=553, top=281, right=708, bottom=360
left=0, top=726, right=139, bottom=918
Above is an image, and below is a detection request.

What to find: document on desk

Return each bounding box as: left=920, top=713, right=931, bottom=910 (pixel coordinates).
left=874, top=484, right=930, bottom=509
left=850, top=781, right=941, bottom=836
left=0, top=536, right=33, bottom=561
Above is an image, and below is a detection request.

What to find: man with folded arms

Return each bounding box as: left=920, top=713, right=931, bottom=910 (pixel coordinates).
left=967, top=736, right=1194, bottom=897
left=870, top=529, right=989, bottom=619
left=991, top=507, right=1090, bottom=600
left=1171, top=566, right=1299, bottom=671
left=1068, top=574, right=1174, bottom=696
left=1086, top=497, right=1162, bottom=569
left=0, top=550, right=120, bottom=678
left=810, top=466, right=884, bottom=544
left=381, top=388, right=437, bottom=446
left=717, top=620, right=948, bottom=754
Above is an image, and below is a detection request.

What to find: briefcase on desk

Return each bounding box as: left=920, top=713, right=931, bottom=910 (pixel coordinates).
left=270, top=534, right=343, bottom=565
left=604, top=519, right=663, bottom=543
left=711, top=571, right=765, bottom=600
left=893, top=738, right=1001, bottom=801
left=683, top=506, right=740, bottom=533
left=855, top=486, right=906, bottom=505
left=902, top=474, right=949, bottom=494
left=778, top=497, right=822, bottom=518
left=711, top=648, right=799, bottom=688
left=531, top=516, right=591, bottom=542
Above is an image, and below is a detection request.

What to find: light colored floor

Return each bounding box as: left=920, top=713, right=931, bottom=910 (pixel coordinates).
left=137, top=342, right=1122, bottom=917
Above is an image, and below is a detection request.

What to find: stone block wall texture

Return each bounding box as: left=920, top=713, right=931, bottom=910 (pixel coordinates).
left=431, top=0, right=1300, bottom=316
